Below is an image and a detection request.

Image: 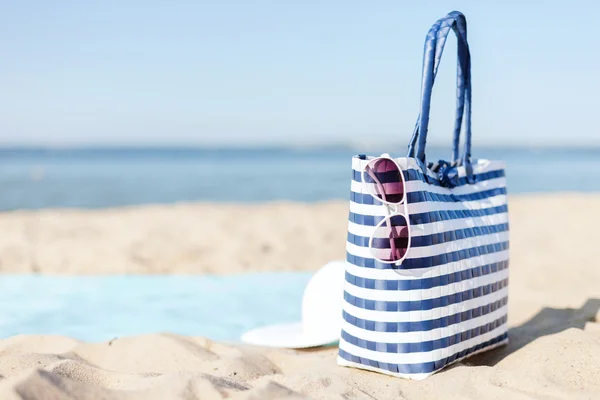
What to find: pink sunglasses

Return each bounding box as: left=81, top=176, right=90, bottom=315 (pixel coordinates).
left=361, top=154, right=412, bottom=264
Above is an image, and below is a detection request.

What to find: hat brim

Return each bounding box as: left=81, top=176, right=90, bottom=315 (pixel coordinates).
left=240, top=322, right=339, bottom=349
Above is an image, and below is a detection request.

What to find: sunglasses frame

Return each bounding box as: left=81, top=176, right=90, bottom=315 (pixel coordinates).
left=361, top=154, right=412, bottom=265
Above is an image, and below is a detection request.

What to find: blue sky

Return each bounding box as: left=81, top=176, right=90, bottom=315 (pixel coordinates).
left=1, top=0, right=598, bottom=148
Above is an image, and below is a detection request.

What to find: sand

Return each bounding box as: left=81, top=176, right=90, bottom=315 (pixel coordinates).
left=0, top=193, right=599, bottom=399
left=0, top=200, right=347, bottom=274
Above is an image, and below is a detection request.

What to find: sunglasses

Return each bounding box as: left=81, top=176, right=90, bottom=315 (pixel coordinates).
left=361, top=154, right=412, bottom=264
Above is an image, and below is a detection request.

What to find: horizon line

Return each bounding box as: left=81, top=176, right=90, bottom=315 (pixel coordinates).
left=1, top=142, right=600, bottom=151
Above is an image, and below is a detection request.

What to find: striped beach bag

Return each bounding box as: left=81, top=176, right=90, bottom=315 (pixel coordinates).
left=337, top=11, right=509, bottom=379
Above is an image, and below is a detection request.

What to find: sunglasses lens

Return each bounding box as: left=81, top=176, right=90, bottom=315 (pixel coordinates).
left=371, top=214, right=409, bottom=262
left=363, top=158, right=405, bottom=204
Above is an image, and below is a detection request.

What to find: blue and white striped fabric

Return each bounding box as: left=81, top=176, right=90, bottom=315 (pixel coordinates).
left=337, top=157, right=509, bottom=380
left=337, top=11, right=509, bottom=380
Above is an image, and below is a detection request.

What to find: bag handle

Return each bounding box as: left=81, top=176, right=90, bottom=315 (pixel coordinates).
left=406, top=11, right=472, bottom=167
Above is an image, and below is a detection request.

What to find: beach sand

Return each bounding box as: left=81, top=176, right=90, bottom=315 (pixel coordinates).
left=0, top=193, right=599, bottom=399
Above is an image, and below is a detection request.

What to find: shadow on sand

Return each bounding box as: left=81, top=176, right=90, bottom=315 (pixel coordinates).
left=467, top=298, right=600, bottom=366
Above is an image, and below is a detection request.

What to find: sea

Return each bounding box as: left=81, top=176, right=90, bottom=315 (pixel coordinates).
left=0, top=146, right=598, bottom=342
left=1, top=146, right=599, bottom=211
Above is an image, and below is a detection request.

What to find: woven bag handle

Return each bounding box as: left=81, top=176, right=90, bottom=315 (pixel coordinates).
left=406, top=11, right=472, bottom=167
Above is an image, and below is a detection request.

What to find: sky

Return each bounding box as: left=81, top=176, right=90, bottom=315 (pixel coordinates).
left=1, top=0, right=599, bottom=148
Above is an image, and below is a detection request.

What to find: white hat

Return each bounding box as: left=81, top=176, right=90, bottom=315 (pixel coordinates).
left=240, top=260, right=346, bottom=348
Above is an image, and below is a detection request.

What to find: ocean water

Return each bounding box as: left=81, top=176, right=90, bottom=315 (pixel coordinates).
left=0, top=273, right=311, bottom=342
left=0, top=146, right=599, bottom=211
